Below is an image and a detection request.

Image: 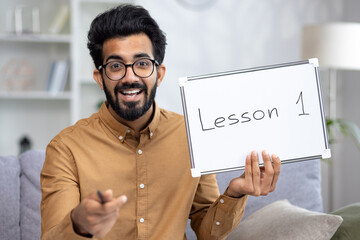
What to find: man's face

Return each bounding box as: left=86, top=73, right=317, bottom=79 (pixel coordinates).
left=95, top=33, right=165, bottom=121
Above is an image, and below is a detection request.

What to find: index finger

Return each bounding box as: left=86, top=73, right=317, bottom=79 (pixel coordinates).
left=87, top=190, right=109, bottom=203
left=92, top=195, right=127, bottom=215
left=88, top=190, right=127, bottom=214
left=104, top=195, right=127, bottom=210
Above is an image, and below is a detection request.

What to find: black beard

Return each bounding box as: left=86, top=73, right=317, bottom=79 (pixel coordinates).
left=103, top=79, right=158, bottom=121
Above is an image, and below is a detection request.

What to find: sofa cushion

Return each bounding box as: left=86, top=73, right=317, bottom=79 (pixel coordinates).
left=216, top=159, right=323, bottom=218
left=0, top=155, right=21, bottom=240
left=19, top=149, right=45, bottom=240
left=227, top=199, right=342, bottom=240
left=330, top=202, right=360, bottom=240
left=186, top=159, right=323, bottom=239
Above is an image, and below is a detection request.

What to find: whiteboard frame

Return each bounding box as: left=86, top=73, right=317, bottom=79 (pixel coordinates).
left=179, top=59, right=331, bottom=177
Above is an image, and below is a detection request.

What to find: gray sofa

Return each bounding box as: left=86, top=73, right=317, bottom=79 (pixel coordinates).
left=1, top=149, right=324, bottom=240
left=0, top=150, right=45, bottom=240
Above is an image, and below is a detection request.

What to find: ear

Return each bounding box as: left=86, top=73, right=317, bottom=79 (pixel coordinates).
left=156, top=64, right=166, bottom=87
left=93, top=69, right=104, bottom=90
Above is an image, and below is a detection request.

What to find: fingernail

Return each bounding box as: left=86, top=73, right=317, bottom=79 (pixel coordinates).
left=121, top=196, right=127, bottom=203
left=265, top=151, right=271, bottom=159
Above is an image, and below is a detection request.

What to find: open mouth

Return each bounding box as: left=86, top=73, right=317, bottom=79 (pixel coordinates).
left=118, top=88, right=145, bottom=102
left=120, top=89, right=143, bottom=97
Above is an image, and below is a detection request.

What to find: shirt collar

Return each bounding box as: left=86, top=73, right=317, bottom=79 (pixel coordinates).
left=98, top=101, right=161, bottom=141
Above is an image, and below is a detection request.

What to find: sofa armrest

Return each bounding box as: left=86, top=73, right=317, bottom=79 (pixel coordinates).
left=19, top=149, right=46, bottom=240
left=0, top=155, right=21, bottom=240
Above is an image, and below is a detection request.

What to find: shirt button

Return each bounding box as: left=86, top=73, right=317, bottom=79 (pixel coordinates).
left=139, top=218, right=145, bottom=223
left=138, top=149, right=143, bottom=155
left=119, top=136, right=123, bottom=140
left=220, top=199, right=224, bottom=204
left=139, top=183, right=145, bottom=189
left=216, top=221, right=220, bottom=226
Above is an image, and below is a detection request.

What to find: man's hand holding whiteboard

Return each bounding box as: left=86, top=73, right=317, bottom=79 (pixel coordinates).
left=179, top=59, right=330, bottom=177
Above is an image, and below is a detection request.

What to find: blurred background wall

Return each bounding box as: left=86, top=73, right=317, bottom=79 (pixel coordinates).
left=147, top=0, right=342, bottom=113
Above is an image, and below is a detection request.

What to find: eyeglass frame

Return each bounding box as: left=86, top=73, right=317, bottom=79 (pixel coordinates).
left=98, top=58, right=160, bottom=81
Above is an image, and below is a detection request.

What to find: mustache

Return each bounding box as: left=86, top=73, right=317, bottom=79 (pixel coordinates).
left=115, top=83, right=147, bottom=92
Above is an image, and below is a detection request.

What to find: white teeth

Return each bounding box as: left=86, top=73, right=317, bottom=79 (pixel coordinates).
left=122, top=89, right=141, bottom=95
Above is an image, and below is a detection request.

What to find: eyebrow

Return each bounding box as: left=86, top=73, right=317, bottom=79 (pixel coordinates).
left=105, top=53, right=152, bottom=63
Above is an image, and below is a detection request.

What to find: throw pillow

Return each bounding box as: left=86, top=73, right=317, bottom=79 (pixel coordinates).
left=330, top=202, right=360, bottom=240
left=227, top=199, right=343, bottom=240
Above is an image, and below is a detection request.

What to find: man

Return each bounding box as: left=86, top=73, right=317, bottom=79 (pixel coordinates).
left=41, top=4, right=281, bottom=240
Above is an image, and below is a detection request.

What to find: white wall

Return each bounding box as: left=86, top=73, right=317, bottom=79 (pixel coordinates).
left=332, top=71, right=360, bottom=211
left=331, top=0, right=360, bottom=211
left=139, top=0, right=343, bottom=114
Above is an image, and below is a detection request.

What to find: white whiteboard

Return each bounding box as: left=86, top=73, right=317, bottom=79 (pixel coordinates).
left=179, top=59, right=330, bottom=177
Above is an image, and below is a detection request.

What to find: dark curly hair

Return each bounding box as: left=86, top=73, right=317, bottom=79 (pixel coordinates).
left=87, top=4, right=167, bottom=69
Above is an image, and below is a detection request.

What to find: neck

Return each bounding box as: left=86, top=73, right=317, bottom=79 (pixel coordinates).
left=108, top=104, right=154, bottom=134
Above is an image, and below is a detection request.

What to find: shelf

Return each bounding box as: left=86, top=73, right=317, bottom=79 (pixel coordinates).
left=0, top=0, right=122, bottom=155
left=0, top=91, right=72, bottom=100
left=78, top=0, right=132, bottom=3
left=0, top=33, right=71, bottom=43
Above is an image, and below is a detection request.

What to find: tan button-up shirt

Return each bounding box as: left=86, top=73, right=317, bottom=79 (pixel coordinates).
left=41, top=102, right=248, bottom=240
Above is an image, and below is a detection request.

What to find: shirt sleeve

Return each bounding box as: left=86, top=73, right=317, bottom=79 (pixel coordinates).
left=40, top=139, right=89, bottom=240
left=41, top=212, right=93, bottom=240
left=189, top=174, right=248, bottom=240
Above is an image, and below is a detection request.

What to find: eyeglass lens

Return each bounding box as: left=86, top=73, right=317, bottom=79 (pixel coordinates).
left=105, top=58, right=155, bottom=80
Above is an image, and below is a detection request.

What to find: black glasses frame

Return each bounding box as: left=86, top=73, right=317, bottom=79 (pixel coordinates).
left=98, top=58, right=159, bottom=81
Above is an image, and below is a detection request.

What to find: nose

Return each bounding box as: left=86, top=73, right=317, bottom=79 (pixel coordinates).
left=121, top=65, right=139, bottom=84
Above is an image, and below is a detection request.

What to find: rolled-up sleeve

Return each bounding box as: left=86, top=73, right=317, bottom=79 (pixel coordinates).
left=190, top=174, right=248, bottom=240
left=40, top=139, right=84, bottom=240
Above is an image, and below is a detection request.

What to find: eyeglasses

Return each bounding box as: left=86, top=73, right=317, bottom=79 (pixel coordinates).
left=98, top=58, right=159, bottom=81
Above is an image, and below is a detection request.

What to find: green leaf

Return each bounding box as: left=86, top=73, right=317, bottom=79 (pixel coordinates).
left=326, top=118, right=360, bottom=151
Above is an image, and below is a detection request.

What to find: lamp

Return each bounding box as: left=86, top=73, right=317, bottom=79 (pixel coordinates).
left=302, top=23, right=360, bottom=118
left=302, top=23, right=360, bottom=71
left=301, top=22, right=360, bottom=211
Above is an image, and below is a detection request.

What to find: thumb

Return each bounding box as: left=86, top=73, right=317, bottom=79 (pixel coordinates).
left=114, top=195, right=128, bottom=208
